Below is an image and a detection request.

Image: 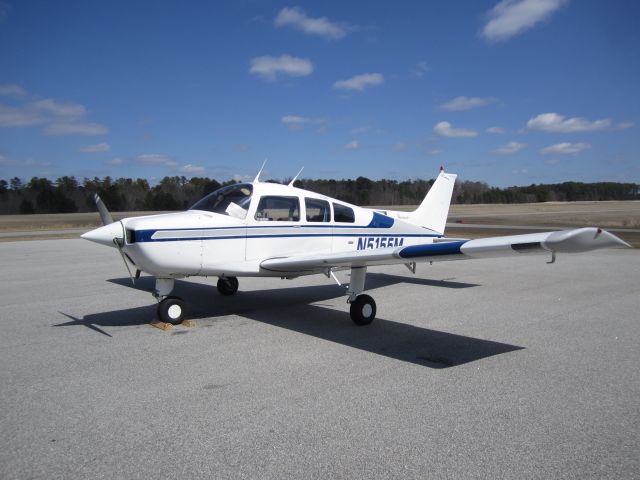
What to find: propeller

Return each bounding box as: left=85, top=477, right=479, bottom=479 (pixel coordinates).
left=94, top=193, right=113, bottom=226
left=87, top=194, right=138, bottom=285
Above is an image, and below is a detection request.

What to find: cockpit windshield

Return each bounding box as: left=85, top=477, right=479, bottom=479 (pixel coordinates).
left=190, top=183, right=253, bottom=219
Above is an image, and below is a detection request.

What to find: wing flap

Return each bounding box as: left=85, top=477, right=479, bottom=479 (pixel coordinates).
left=261, top=240, right=470, bottom=273
left=260, top=247, right=404, bottom=272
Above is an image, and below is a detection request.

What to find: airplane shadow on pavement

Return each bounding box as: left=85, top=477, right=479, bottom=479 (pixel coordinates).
left=55, top=273, right=523, bottom=368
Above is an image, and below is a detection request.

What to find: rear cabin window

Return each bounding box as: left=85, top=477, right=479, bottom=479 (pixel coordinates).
left=333, top=203, right=355, bottom=223
left=255, top=196, right=300, bottom=221
left=305, top=198, right=331, bottom=222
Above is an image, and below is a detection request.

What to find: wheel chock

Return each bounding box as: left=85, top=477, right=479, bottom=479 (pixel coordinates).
left=150, top=320, right=173, bottom=331
left=181, top=319, right=196, bottom=328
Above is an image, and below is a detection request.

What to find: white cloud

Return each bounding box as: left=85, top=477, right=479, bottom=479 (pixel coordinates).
left=440, top=96, right=496, bottom=111
left=281, top=115, right=325, bottom=129
left=333, top=73, right=384, bottom=92
left=411, top=61, right=429, bottom=78
left=30, top=99, right=85, bottom=117
left=45, top=122, right=108, bottom=136
left=136, top=154, right=178, bottom=168
left=482, top=0, right=568, bottom=42
left=527, top=112, right=611, bottom=133
left=281, top=115, right=308, bottom=125
left=0, top=154, right=50, bottom=168
left=135, top=159, right=204, bottom=176
left=494, top=141, right=527, bottom=154
left=540, top=142, right=591, bottom=155
left=108, top=157, right=125, bottom=166
left=428, top=149, right=444, bottom=155
left=0, top=104, right=44, bottom=127
left=487, top=126, right=505, bottom=134
left=1, top=94, right=108, bottom=136
left=393, top=142, right=408, bottom=151
left=433, top=121, right=478, bottom=138
left=249, top=54, right=313, bottom=80
left=79, top=143, right=110, bottom=153
left=344, top=140, right=359, bottom=150
left=616, top=122, right=634, bottom=130
left=0, top=84, right=26, bottom=97
left=179, top=164, right=206, bottom=174
left=274, top=7, right=348, bottom=40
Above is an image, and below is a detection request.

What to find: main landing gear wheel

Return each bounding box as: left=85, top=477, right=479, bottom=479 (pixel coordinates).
left=217, top=276, right=239, bottom=296
left=349, top=294, right=376, bottom=326
left=157, top=296, right=186, bottom=325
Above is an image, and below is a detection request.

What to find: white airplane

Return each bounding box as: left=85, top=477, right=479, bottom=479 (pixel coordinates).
left=82, top=167, right=630, bottom=325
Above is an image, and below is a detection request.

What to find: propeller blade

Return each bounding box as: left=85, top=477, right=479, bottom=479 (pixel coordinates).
left=113, top=238, right=136, bottom=286
left=94, top=194, right=114, bottom=226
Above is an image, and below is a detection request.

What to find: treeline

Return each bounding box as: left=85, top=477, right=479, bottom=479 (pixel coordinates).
left=0, top=175, right=638, bottom=215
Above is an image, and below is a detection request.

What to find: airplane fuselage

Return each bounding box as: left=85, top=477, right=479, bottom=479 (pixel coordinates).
left=116, top=182, right=440, bottom=278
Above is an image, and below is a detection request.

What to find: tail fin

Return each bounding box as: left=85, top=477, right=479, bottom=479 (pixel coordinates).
left=400, top=170, right=457, bottom=234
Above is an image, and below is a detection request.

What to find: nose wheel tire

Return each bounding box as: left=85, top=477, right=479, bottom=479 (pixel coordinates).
left=157, top=296, right=186, bottom=325
left=349, top=294, right=376, bottom=326
left=217, top=276, right=239, bottom=296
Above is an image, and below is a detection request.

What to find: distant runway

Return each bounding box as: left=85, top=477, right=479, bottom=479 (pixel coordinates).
left=0, top=239, right=638, bottom=479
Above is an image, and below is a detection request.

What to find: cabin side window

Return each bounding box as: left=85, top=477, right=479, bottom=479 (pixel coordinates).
left=305, top=198, right=331, bottom=222
left=333, top=203, right=355, bottom=223
left=255, top=196, right=300, bottom=222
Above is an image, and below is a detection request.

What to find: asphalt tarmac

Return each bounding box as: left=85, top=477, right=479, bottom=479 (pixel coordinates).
left=1, top=239, right=638, bottom=479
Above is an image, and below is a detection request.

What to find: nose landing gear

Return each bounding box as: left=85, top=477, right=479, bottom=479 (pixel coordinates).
left=157, top=296, right=186, bottom=325
left=153, top=278, right=185, bottom=325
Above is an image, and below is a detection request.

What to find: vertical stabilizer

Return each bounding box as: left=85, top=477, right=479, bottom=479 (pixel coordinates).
left=403, top=170, right=457, bottom=234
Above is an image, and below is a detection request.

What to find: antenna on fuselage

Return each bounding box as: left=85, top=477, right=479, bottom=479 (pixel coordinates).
left=253, top=159, right=267, bottom=183
left=288, top=167, right=304, bottom=187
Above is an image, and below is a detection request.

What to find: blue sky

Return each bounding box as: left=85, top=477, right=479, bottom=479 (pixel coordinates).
left=0, top=0, right=638, bottom=187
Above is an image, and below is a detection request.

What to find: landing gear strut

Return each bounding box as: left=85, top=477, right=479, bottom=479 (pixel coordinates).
left=347, top=267, right=376, bottom=325
left=217, top=276, right=239, bottom=296
left=153, top=278, right=185, bottom=325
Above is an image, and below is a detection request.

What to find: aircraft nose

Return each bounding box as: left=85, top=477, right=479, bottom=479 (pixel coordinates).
left=81, top=221, right=124, bottom=247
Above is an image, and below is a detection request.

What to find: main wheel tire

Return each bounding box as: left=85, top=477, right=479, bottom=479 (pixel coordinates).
left=349, top=294, right=376, bottom=326
left=217, top=276, right=239, bottom=296
left=157, top=296, right=186, bottom=325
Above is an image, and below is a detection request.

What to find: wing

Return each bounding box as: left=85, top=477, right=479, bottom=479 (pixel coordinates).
left=260, top=227, right=629, bottom=274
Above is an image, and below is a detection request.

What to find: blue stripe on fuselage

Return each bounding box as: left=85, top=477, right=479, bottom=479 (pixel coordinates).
left=133, top=230, right=440, bottom=243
